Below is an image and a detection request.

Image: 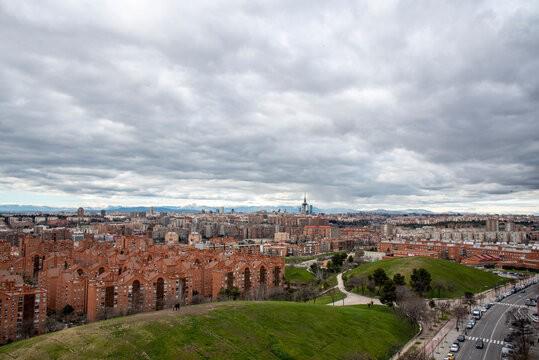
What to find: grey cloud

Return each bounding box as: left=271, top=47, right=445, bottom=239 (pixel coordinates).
left=0, top=0, right=538, bottom=212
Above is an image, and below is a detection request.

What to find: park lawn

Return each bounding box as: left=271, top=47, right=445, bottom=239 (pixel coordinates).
left=285, top=266, right=316, bottom=285
left=0, top=302, right=417, bottom=360
left=311, top=289, right=346, bottom=305
left=325, top=273, right=338, bottom=288
left=285, top=266, right=339, bottom=293
left=285, top=252, right=340, bottom=265
left=344, top=256, right=508, bottom=299
left=285, top=255, right=317, bottom=264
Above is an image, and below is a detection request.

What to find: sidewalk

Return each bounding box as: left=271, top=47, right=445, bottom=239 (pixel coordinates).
left=430, top=320, right=460, bottom=360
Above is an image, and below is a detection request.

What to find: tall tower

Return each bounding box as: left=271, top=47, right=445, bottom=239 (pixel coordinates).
left=301, top=193, right=308, bottom=214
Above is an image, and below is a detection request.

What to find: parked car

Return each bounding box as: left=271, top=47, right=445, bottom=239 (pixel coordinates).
left=472, top=309, right=482, bottom=319
left=466, top=321, right=475, bottom=329
left=457, top=334, right=465, bottom=342
left=450, top=343, right=460, bottom=352
left=504, top=334, right=514, bottom=343
left=502, top=346, right=514, bottom=357
left=475, top=339, right=484, bottom=349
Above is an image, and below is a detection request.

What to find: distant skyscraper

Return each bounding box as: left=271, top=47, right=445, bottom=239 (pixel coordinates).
left=300, top=194, right=314, bottom=215
left=77, top=207, right=84, bottom=217
left=100, top=210, right=106, bottom=217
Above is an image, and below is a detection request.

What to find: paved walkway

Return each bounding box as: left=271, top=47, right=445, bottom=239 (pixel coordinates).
left=329, top=273, right=381, bottom=306
left=428, top=319, right=459, bottom=360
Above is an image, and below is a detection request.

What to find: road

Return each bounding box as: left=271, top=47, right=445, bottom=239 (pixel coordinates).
left=453, top=283, right=539, bottom=360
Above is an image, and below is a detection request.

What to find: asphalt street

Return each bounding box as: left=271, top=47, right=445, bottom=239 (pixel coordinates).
left=451, top=283, right=539, bottom=360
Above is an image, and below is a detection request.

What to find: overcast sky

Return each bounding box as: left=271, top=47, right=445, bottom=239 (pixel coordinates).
left=0, top=1, right=538, bottom=213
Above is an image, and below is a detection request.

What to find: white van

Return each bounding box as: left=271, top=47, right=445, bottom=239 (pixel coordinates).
left=472, top=309, right=482, bottom=320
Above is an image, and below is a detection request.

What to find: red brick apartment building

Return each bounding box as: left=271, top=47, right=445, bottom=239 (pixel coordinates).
left=0, top=235, right=284, bottom=344
left=0, top=276, right=47, bottom=343
left=378, top=240, right=539, bottom=270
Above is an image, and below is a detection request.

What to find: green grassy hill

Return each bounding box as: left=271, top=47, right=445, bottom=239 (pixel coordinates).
left=0, top=302, right=417, bottom=360
left=345, top=256, right=507, bottom=299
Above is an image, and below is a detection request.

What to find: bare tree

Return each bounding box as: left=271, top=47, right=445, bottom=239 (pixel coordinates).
left=453, top=305, right=468, bottom=331
left=398, top=349, right=432, bottom=360
left=310, top=262, right=325, bottom=282
left=396, top=286, right=428, bottom=324
left=438, top=301, right=451, bottom=319
left=463, top=292, right=476, bottom=312
left=475, top=291, right=486, bottom=306
left=347, top=275, right=368, bottom=294
left=506, top=308, right=532, bottom=360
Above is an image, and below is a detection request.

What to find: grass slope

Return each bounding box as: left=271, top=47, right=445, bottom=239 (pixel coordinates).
left=312, top=289, right=346, bottom=305
left=345, top=256, right=507, bottom=299
left=284, top=266, right=316, bottom=285
left=0, top=302, right=417, bottom=360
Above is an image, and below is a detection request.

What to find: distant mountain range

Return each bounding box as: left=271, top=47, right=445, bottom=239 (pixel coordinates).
left=0, top=204, right=444, bottom=215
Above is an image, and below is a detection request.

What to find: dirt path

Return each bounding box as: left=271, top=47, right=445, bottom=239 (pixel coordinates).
left=329, top=273, right=381, bottom=306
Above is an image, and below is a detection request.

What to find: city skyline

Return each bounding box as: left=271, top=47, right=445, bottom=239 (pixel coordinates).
left=1, top=1, right=538, bottom=213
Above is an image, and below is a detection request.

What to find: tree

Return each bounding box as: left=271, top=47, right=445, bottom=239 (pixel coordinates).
left=329, top=252, right=348, bottom=272
left=410, top=268, right=431, bottom=296
left=325, top=287, right=340, bottom=305
left=354, top=249, right=365, bottom=259
left=295, top=285, right=318, bottom=302
left=45, top=315, right=61, bottom=333
left=506, top=308, right=532, bottom=360
left=310, top=262, right=325, bottom=282
left=191, top=294, right=206, bottom=304
left=453, top=305, right=468, bottom=331
left=62, top=304, right=75, bottom=317
left=372, top=268, right=389, bottom=294
left=432, top=280, right=447, bottom=298
left=398, top=349, right=431, bottom=360
left=463, top=291, right=475, bottom=311
left=347, top=255, right=354, bottom=263
left=219, top=286, right=241, bottom=300
left=380, top=279, right=397, bottom=306
left=393, top=273, right=406, bottom=286
left=326, top=260, right=333, bottom=273
left=347, top=275, right=368, bottom=294
left=438, top=301, right=451, bottom=319
left=396, top=286, right=427, bottom=324
left=366, top=277, right=376, bottom=293
left=19, top=318, right=35, bottom=339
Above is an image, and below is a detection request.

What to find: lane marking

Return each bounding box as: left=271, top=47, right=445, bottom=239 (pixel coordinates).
left=481, top=287, right=535, bottom=360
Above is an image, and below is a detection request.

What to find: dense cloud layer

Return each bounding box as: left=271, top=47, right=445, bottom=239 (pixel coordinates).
left=0, top=1, right=538, bottom=212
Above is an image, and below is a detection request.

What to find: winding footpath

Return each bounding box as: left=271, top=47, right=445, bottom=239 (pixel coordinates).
left=329, top=273, right=381, bottom=306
